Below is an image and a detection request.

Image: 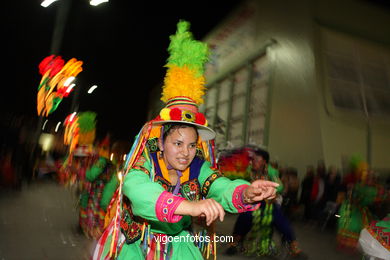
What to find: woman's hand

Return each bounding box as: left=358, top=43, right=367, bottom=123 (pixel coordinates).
left=175, top=199, right=225, bottom=226
left=243, top=180, right=279, bottom=203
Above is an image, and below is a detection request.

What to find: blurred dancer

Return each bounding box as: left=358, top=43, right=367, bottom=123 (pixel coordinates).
left=224, top=146, right=305, bottom=258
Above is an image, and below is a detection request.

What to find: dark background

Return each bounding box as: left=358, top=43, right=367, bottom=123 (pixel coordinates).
left=2, top=0, right=241, bottom=142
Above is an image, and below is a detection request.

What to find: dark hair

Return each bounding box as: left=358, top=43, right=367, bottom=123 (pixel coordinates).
left=253, top=147, right=269, bottom=163
left=162, top=123, right=198, bottom=141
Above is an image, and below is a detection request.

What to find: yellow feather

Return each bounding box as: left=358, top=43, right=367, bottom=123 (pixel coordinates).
left=161, top=65, right=205, bottom=105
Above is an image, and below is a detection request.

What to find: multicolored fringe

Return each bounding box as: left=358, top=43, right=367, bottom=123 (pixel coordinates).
left=244, top=202, right=275, bottom=256
left=198, top=231, right=217, bottom=260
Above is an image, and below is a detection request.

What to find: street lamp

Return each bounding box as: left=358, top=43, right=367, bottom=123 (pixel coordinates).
left=55, top=121, right=62, bottom=132
left=41, top=0, right=58, bottom=7
left=90, top=0, right=109, bottom=6
left=87, top=85, right=98, bottom=94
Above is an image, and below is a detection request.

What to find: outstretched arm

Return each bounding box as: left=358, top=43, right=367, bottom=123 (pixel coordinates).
left=242, top=179, right=279, bottom=204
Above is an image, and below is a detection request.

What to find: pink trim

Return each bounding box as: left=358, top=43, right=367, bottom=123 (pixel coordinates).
left=155, top=191, right=185, bottom=223
left=232, top=184, right=261, bottom=213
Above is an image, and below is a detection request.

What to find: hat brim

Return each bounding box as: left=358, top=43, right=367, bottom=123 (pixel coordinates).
left=152, top=120, right=216, bottom=141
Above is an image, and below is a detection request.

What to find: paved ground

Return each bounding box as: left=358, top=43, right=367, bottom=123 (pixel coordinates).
left=0, top=179, right=363, bottom=260
left=215, top=212, right=360, bottom=260
left=0, top=179, right=95, bottom=260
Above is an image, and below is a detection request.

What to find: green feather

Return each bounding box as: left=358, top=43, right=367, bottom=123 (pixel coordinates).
left=166, top=20, right=209, bottom=77
left=78, top=111, right=97, bottom=133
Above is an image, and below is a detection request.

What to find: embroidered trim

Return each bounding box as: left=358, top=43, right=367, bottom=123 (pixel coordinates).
left=132, top=165, right=150, bottom=176
left=120, top=198, right=145, bottom=244
left=232, top=184, right=261, bottom=213
left=134, top=155, right=146, bottom=167
left=201, top=170, right=223, bottom=197
left=146, top=137, right=159, bottom=153
left=155, top=191, right=185, bottom=223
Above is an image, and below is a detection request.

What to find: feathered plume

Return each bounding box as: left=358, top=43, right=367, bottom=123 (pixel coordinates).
left=161, top=20, right=210, bottom=105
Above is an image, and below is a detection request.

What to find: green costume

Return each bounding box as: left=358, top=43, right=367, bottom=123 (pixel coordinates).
left=116, top=152, right=253, bottom=259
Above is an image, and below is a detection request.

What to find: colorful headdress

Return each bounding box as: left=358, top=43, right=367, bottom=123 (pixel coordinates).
left=37, top=55, right=83, bottom=116
left=152, top=20, right=215, bottom=141
left=218, top=145, right=267, bottom=181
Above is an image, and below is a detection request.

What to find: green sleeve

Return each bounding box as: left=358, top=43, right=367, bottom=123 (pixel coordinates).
left=100, top=173, right=119, bottom=211
left=268, top=165, right=284, bottom=193
left=198, top=161, right=250, bottom=213
left=122, top=158, right=165, bottom=221
left=86, top=157, right=107, bottom=182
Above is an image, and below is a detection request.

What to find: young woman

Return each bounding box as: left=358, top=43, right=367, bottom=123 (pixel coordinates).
left=111, top=123, right=279, bottom=259
left=93, top=20, right=278, bottom=260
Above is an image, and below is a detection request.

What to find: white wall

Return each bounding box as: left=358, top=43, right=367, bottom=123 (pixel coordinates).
left=203, top=0, right=390, bottom=177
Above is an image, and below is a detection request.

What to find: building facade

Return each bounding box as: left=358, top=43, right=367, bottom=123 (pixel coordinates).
left=148, top=0, right=390, bottom=178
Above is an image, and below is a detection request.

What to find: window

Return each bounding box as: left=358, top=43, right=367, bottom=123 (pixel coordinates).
left=322, top=28, right=390, bottom=117
left=205, top=55, right=270, bottom=150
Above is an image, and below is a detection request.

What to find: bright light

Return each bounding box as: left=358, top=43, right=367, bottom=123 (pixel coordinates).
left=123, top=154, right=126, bottom=161
left=42, top=119, right=48, bottom=131
left=69, top=112, right=77, bottom=122
left=117, top=171, right=122, bottom=182
left=55, top=122, right=61, bottom=132
left=90, top=0, right=109, bottom=6
left=39, top=133, right=54, bottom=152
left=88, top=85, right=98, bottom=94
left=335, top=214, right=341, bottom=218
left=110, top=153, right=114, bottom=161
left=41, top=0, right=58, bottom=7
left=65, top=83, right=76, bottom=94
left=64, top=76, right=75, bottom=87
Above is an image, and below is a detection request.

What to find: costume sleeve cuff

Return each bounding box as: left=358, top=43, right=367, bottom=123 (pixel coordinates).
left=155, top=191, right=185, bottom=223
left=232, top=184, right=261, bottom=213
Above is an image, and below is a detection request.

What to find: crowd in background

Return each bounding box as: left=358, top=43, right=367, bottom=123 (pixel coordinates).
left=273, top=160, right=389, bottom=229
left=1, top=133, right=389, bottom=258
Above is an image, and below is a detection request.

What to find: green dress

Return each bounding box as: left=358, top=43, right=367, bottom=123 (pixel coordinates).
left=115, top=152, right=253, bottom=260
left=337, top=183, right=378, bottom=249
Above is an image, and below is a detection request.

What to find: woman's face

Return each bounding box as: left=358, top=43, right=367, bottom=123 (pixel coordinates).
left=252, top=154, right=267, bottom=171
left=160, top=127, right=198, bottom=171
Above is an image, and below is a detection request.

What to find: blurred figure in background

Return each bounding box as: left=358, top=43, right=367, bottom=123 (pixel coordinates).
left=319, top=165, right=342, bottom=230
left=224, top=146, right=305, bottom=258
left=0, top=149, right=18, bottom=189
left=304, top=160, right=326, bottom=226
left=299, top=165, right=315, bottom=222
left=33, top=151, right=57, bottom=181
left=281, top=167, right=300, bottom=221
left=80, top=135, right=118, bottom=240
left=336, top=158, right=387, bottom=254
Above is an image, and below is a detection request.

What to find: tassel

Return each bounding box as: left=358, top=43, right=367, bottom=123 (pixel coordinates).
left=109, top=171, right=122, bottom=258
left=141, top=222, right=146, bottom=241
left=213, top=233, right=217, bottom=260
left=206, top=239, right=210, bottom=259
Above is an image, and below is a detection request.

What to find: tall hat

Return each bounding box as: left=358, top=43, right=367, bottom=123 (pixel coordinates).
left=151, top=20, right=216, bottom=141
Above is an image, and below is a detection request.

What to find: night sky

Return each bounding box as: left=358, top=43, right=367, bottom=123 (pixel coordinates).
left=2, top=0, right=241, bottom=142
